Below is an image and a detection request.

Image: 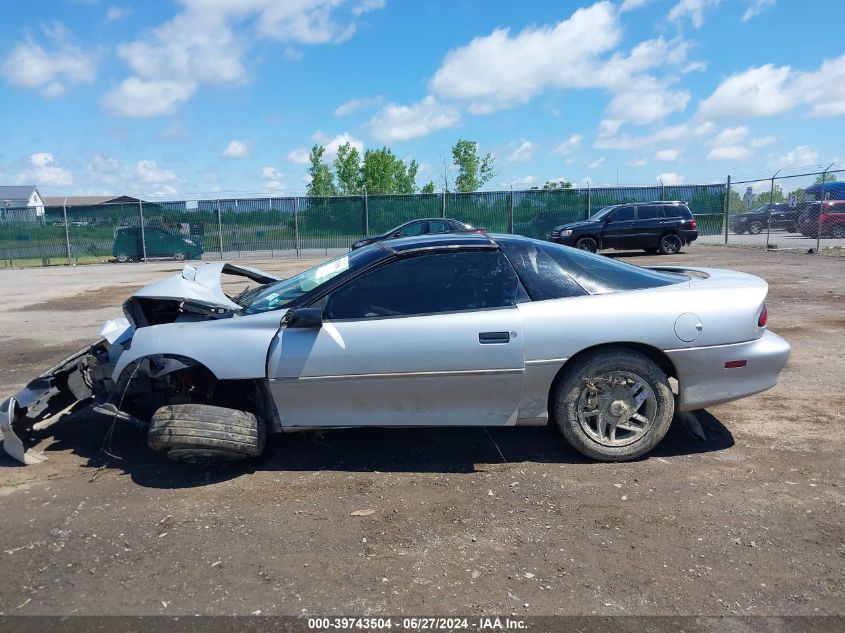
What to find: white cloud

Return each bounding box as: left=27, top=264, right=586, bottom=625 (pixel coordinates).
left=587, top=156, right=606, bottom=169
left=260, top=166, right=284, bottom=191
left=222, top=140, right=250, bottom=159
left=136, top=160, right=176, bottom=184
left=668, top=0, right=721, bottom=29
left=620, top=0, right=652, bottom=11
left=699, top=54, right=845, bottom=119
left=605, top=77, right=690, bottom=126
left=774, top=145, right=819, bottom=168
left=750, top=135, right=776, bottom=148
left=710, top=126, right=749, bottom=146
left=368, top=96, right=460, bottom=142
left=333, top=95, right=383, bottom=116
left=287, top=148, right=311, bottom=165
left=742, top=0, right=775, bottom=21
left=105, top=6, right=132, bottom=22
left=656, top=172, right=685, bottom=185
left=707, top=146, right=751, bottom=160
left=313, top=131, right=364, bottom=158
left=87, top=154, right=120, bottom=174
left=22, top=152, right=73, bottom=187
left=595, top=119, right=713, bottom=150
left=553, top=134, right=582, bottom=156
left=103, top=78, right=196, bottom=118
left=507, top=140, right=536, bottom=164
left=1, top=22, right=96, bottom=98
left=105, top=1, right=385, bottom=117
left=626, top=158, right=648, bottom=167
left=654, top=149, right=682, bottom=162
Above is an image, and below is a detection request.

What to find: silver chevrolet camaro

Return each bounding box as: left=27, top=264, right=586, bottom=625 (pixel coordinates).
left=1, top=233, right=790, bottom=465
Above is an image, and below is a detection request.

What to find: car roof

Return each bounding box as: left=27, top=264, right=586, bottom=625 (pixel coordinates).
left=382, top=231, right=494, bottom=253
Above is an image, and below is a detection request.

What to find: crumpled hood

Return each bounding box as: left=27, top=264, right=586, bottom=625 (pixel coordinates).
left=131, top=262, right=281, bottom=311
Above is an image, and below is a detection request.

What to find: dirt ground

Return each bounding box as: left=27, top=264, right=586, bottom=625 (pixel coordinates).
left=0, top=245, right=842, bottom=617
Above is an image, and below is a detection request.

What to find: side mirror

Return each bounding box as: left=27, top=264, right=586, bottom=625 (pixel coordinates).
left=392, top=232, right=401, bottom=238
left=284, top=307, right=323, bottom=329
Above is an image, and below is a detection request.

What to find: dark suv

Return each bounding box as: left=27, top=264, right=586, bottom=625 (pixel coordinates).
left=730, top=203, right=798, bottom=234
left=548, top=201, right=698, bottom=255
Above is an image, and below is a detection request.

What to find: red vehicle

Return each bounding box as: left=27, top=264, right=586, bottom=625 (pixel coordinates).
left=798, top=201, right=845, bottom=238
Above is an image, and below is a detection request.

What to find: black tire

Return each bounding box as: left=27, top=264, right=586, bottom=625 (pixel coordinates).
left=173, top=252, right=187, bottom=261
left=551, top=349, right=674, bottom=461
left=657, top=233, right=683, bottom=255
left=148, top=404, right=266, bottom=463
left=575, top=236, right=599, bottom=252
left=115, top=253, right=130, bottom=263
left=748, top=221, right=764, bottom=235
left=832, top=225, right=845, bottom=239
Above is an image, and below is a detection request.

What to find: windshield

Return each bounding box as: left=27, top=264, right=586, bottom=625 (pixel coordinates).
left=589, top=206, right=616, bottom=221
left=238, top=247, right=382, bottom=313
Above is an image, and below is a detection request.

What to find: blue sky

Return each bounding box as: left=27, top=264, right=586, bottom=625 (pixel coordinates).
left=1, top=0, right=843, bottom=198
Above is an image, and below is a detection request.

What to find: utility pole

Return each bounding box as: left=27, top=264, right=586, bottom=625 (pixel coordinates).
left=62, top=197, right=71, bottom=265
left=139, top=199, right=147, bottom=261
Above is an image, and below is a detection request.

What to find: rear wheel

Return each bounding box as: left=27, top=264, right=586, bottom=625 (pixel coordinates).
left=831, top=225, right=845, bottom=239
left=148, top=404, right=266, bottom=463
left=115, top=253, right=131, bottom=263
left=552, top=349, right=674, bottom=461
left=657, top=233, right=683, bottom=255
left=173, top=251, right=187, bottom=261
left=575, top=237, right=599, bottom=252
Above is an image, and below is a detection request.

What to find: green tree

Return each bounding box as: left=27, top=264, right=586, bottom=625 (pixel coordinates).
left=306, top=145, right=336, bottom=197
left=420, top=181, right=436, bottom=194
left=531, top=179, right=573, bottom=190
left=814, top=173, right=839, bottom=184
left=451, top=139, right=496, bottom=192
left=333, top=143, right=363, bottom=196
left=757, top=183, right=785, bottom=205
left=362, top=147, right=418, bottom=194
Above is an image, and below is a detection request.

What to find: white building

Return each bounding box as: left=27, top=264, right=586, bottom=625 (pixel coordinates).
left=0, top=185, right=45, bottom=221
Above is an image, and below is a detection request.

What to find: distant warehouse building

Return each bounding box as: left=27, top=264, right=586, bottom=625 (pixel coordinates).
left=0, top=185, right=45, bottom=221
left=43, top=195, right=141, bottom=207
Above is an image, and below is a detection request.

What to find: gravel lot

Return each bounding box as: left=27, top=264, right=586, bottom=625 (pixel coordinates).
left=0, top=245, right=842, bottom=617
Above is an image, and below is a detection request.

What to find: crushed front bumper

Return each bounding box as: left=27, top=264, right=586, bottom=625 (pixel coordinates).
left=1, top=340, right=107, bottom=465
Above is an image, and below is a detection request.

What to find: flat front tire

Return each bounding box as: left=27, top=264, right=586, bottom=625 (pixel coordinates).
left=552, top=349, right=674, bottom=461
left=148, top=404, right=266, bottom=463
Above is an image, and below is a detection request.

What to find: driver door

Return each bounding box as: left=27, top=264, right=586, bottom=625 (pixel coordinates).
left=267, top=249, right=525, bottom=427
left=602, top=205, right=635, bottom=249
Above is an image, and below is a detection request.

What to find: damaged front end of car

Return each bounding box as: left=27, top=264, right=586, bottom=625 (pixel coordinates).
left=2, top=262, right=282, bottom=465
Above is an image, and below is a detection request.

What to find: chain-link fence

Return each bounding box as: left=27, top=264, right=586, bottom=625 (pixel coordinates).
left=1, top=175, right=840, bottom=268
left=696, top=167, right=845, bottom=253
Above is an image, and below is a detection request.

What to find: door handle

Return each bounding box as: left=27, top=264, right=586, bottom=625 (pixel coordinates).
left=479, top=331, right=510, bottom=344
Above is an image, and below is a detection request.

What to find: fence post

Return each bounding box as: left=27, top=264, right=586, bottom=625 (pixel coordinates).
left=660, top=180, right=665, bottom=202
left=363, top=186, right=369, bottom=236
left=138, top=200, right=147, bottom=261
left=441, top=190, right=446, bottom=218
left=816, top=164, right=833, bottom=253
left=765, top=170, right=780, bottom=249
left=294, top=197, right=301, bottom=257
left=723, top=175, right=731, bottom=245
left=586, top=181, right=591, bottom=219
left=62, top=199, right=71, bottom=265
left=507, top=186, right=514, bottom=234
left=215, top=198, right=225, bottom=259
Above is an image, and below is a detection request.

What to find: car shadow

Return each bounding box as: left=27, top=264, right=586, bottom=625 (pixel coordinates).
left=0, top=407, right=734, bottom=488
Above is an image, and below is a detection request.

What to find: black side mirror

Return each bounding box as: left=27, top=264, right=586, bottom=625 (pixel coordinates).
left=284, top=307, right=323, bottom=329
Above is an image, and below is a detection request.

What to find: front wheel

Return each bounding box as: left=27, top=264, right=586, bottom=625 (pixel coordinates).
left=831, top=225, right=845, bottom=239
left=575, top=237, right=599, bottom=252
left=148, top=404, right=266, bottom=463
left=657, top=233, right=683, bottom=255
left=115, top=253, right=131, bottom=263
left=748, top=221, right=764, bottom=235
left=173, top=251, right=187, bottom=261
left=552, top=349, right=674, bottom=461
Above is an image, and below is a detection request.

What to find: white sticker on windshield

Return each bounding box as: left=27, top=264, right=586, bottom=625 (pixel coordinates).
left=314, top=256, right=349, bottom=281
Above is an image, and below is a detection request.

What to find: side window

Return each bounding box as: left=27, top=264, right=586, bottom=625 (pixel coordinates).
left=397, top=222, right=425, bottom=237
left=428, top=220, right=449, bottom=233
left=613, top=206, right=635, bottom=221
left=637, top=205, right=662, bottom=220
left=324, top=250, right=518, bottom=319
left=498, top=240, right=587, bottom=301
left=662, top=205, right=682, bottom=218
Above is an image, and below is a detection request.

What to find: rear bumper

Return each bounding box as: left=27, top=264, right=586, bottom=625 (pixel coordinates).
left=682, top=229, right=698, bottom=243
left=665, top=330, right=791, bottom=412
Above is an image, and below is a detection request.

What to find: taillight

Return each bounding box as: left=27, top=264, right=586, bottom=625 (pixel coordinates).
left=689, top=218, right=697, bottom=230
left=758, top=304, right=768, bottom=328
